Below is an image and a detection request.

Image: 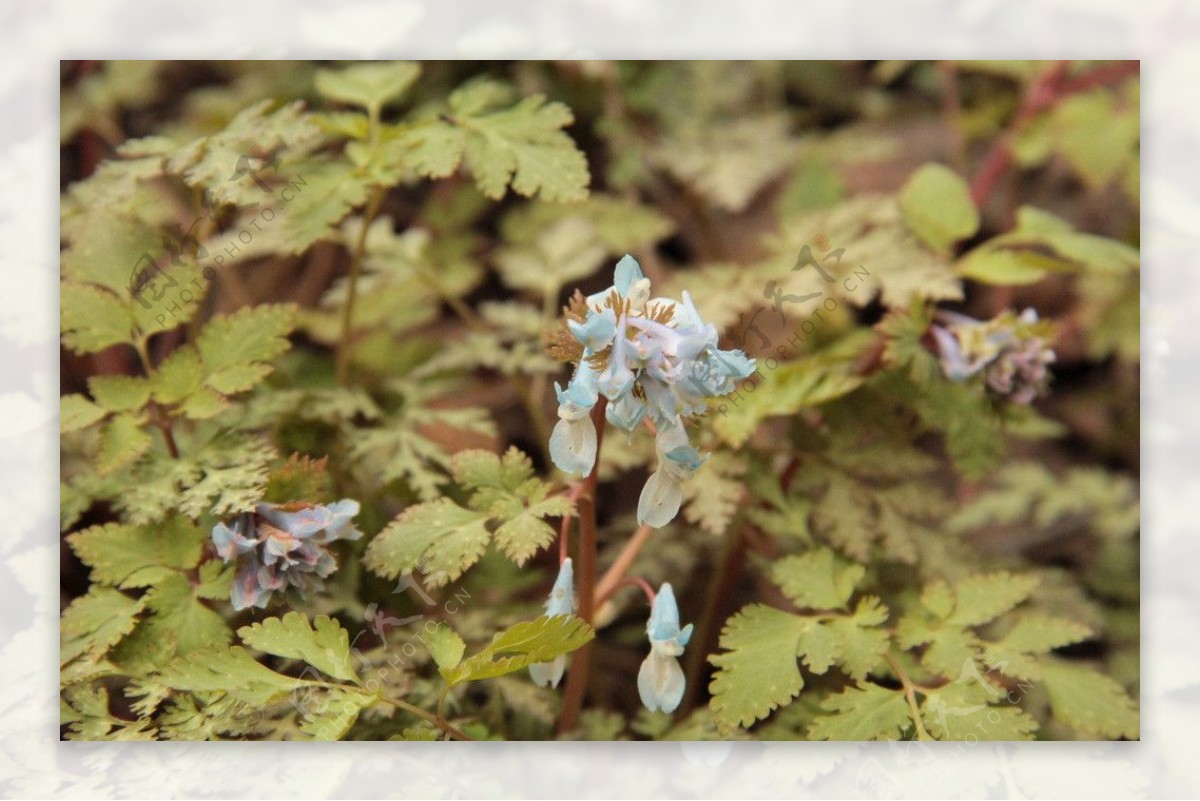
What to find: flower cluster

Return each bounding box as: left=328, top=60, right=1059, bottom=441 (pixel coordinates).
left=637, top=583, right=693, bottom=714
left=211, top=499, right=363, bottom=611
left=528, top=558, right=575, bottom=689
left=549, top=255, right=756, bottom=527
left=528, top=561, right=693, bottom=714
left=931, top=308, right=1056, bottom=404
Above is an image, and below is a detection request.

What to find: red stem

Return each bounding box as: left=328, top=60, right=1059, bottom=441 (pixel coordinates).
left=968, top=60, right=1137, bottom=211
left=614, top=576, right=657, bottom=605
left=558, top=483, right=585, bottom=565
left=557, top=399, right=607, bottom=735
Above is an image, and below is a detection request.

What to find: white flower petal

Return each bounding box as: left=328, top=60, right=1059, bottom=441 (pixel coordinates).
left=637, top=468, right=683, bottom=528
left=637, top=651, right=685, bottom=713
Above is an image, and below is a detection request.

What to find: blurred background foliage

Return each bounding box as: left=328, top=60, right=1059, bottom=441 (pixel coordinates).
left=59, top=60, right=1138, bottom=741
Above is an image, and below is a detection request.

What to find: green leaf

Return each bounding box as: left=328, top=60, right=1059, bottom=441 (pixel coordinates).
left=919, top=625, right=980, bottom=679
left=651, top=112, right=797, bottom=213
left=151, top=346, right=204, bottom=404
left=345, top=381, right=496, bottom=502
left=712, top=355, right=862, bottom=448
left=60, top=283, right=135, bottom=354
left=67, top=515, right=206, bottom=588
left=156, top=645, right=305, bottom=706
left=140, top=573, right=232, bottom=657
left=61, top=587, right=143, bottom=664
left=61, top=394, right=108, bottom=432
left=920, top=580, right=956, bottom=619
left=315, top=62, right=421, bottom=113
left=500, top=194, right=673, bottom=255
left=766, top=194, right=963, bottom=311
left=945, top=572, right=1039, bottom=627
left=778, top=156, right=846, bottom=218
left=402, top=79, right=589, bottom=202
left=196, top=304, right=296, bottom=395
left=96, top=413, right=153, bottom=475
left=807, top=683, right=911, bottom=741
left=1000, top=613, right=1093, bottom=655
left=167, top=100, right=321, bottom=207
left=898, top=163, right=979, bottom=253
left=771, top=547, right=865, bottom=610
left=957, top=248, right=1063, bottom=286
left=422, top=623, right=466, bottom=672
left=195, top=560, right=234, bottom=600
left=978, top=613, right=1093, bottom=683
left=362, top=498, right=491, bottom=587
left=451, top=447, right=573, bottom=565
left=824, top=597, right=891, bottom=681
left=443, top=615, right=595, bottom=687
left=920, top=682, right=1038, bottom=741
left=62, top=685, right=157, bottom=741
left=280, top=158, right=374, bottom=253
left=957, top=205, right=1138, bottom=286
left=238, top=612, right=360, bottom=684
left=88, top=374, right=151, bottom=413
left=493, top=217, right=607, bottom=295
left=709, top=605, right=807, bottom=729
left=299, top=687, right=376, bottom=740
left=1040, top=659, right=1139, bottom=739
left=679, top=451, right=746, bottom=536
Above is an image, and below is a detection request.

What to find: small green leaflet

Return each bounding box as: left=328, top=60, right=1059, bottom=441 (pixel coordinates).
left=400, top=78, right=590, bottom=202
left=67, top=515, right=206, bottom=588
left=441, top=615, right=594, bottom=688
left=154, top=645, right=305, bottom=706
left=422, top=623, right=467, bottom=671
left=362, top=447, right=573, bottom=586
left=61, top=587, right=143, bottom=665
left=139, top=573, right=232, bottom=657
left=314, top=62, right=422, bottom=114
left=807, top=683, right=911, bottom=741
left=238, top=612, right=360, bottom=684
left=1040, top=658, right=1139, bottom=739
left=898, top=163, right=980, bottom=254
left=957, top=205, right=1138, bottom=286
left=771, top=547, right=865, bottom=610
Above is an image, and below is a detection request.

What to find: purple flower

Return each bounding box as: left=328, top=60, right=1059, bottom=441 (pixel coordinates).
left=931, top=308, right=1056, bottom=404
left=211, top=499, right=364, bottom=611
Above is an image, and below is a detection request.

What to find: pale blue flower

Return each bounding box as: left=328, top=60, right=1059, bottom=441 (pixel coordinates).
left=606, top=392, right=646, bottom=433
left=550, top=396, right=598, bottom=478
left=613, top=253, right=644, bottom=296
left=567, top=307, right=617, bottom=353
left=638, top=423, right=706, bottom=529
left=597, top=316, right=636, bottom=399
left=638, top=583, right=693, bottom=714
left=550, top=254, right=757, bottom=526
left=530, top=558, right=575, bottom=688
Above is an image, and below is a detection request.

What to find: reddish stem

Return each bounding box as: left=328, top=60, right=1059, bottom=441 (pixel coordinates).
left=557, top=399, right=607, bottom=735
left=968, top=60, right=1137, bottom=211
left=593, top=523, right=654, bottom=606
left=969, top=61, right=1069, bottom=209
left=558, top=483, right=586, bottom=565
left=613, top=576, right=657, bottom=605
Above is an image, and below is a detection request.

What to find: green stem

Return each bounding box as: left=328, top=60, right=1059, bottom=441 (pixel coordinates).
left=886, top=652, right=933, bottom=742
left=335, top=186, right=385, bottom=386
left=132, top=337, right=180, bottom=459
left=377, top=694, right=474, bottom=741
left=556, top=399, right=607, bottom=735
